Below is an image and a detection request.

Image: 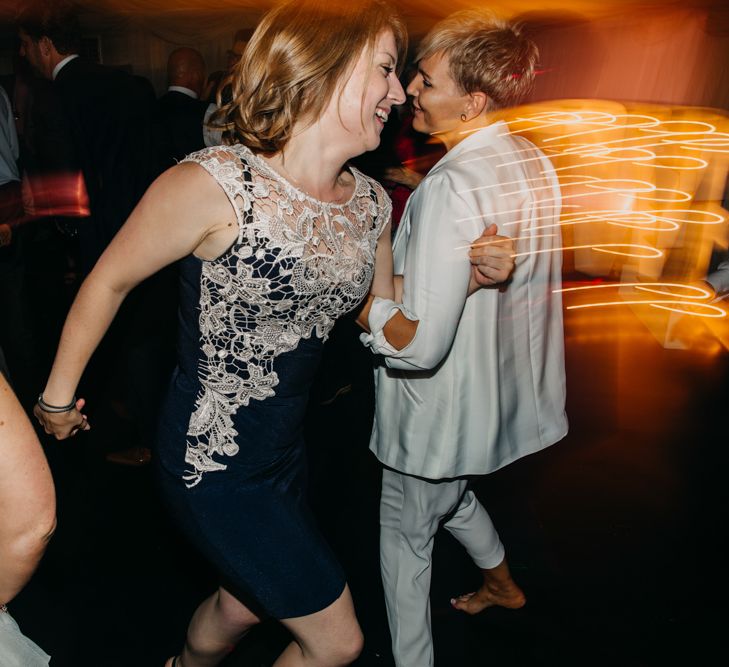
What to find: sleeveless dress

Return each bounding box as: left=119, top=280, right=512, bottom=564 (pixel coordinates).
left=156, top=144, right=390, bottom=619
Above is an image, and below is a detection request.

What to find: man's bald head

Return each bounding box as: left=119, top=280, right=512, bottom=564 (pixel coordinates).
left=167, top=47, right=206, bottom=97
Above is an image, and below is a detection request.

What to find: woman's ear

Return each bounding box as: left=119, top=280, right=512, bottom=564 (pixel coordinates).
left=464, top=91, right=488, bottom=119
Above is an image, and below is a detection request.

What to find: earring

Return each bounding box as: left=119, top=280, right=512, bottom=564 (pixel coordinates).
left=460, top=113, right=467, bottom=122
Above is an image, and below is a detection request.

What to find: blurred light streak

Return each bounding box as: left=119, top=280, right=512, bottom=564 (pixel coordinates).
left=513, top=243, right=663, bottom=259
left=558, top=282, right=711, bottom=298
left=555, top=281, right=726, bottom=317
left=454, top=233, right=557, bottom=251
left=565, top=299, right=726, bottom=317
left=490, top=101, right=729, bottom=349
left=22, top=171, right=91, bottom=219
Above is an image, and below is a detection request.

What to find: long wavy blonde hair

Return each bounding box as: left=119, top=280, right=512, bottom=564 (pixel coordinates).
left=214, top=0, right=407, bottom=153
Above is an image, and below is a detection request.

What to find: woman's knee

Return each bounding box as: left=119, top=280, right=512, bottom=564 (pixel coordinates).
left=339, top=626, right=364, bottom=664
left=214, top=588, right=261, bottom=631
left=317, top=624, right=364, bottom=666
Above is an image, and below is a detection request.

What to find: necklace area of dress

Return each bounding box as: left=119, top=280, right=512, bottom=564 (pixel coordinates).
left=264, top=157, right=355, bottom=208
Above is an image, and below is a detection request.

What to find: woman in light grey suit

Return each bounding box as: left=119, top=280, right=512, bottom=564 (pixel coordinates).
left=357, top=11, right=568, bottom=667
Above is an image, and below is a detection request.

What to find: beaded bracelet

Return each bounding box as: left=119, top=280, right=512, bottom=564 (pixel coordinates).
left=37, top=394, right=77, bottom=413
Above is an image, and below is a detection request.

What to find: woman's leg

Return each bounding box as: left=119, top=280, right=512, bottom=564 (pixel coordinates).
left=379, top=469, right=468, bottom=667
left=273, top=585, right=363, bottom=667
left=167, top=586, right=263, bottom=667
left=444, top=491, right=525, bottom=613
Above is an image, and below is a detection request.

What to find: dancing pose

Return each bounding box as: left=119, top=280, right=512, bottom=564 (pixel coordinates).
left=359, top=11, right=568, bottom=666
left=33, top=2, right=513, bottom=666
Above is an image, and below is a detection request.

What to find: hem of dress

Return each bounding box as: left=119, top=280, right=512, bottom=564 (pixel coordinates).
left=270, top=577, right=348, bottom=621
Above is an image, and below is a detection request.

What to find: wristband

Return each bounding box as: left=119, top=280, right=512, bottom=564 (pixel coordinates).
left=37, top=394, right=77, bottom=413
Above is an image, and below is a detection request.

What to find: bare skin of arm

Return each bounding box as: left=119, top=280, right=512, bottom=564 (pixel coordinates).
left=34, top=162, right=238, bottom=439
left=368, top=221, right=396, bottom=301
left=0, top=374, right=56, bottom=605
left=356, top=224, right=515, bottom=350
left=355, top=219, right=420, bottom=348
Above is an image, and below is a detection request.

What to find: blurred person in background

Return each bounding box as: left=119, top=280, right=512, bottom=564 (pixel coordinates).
left=203, top=27, right=252, bottom=105
left=17, top=0, right=158, bottom=275
left=202, top=29, right=253, bottom=148
left=0, top=81, right=39, bottom=408
left=0, top=85, right=21, bottom=242
left=158, top=47, right=209, bottom=167
left=18, top=0, right=177, bottom=467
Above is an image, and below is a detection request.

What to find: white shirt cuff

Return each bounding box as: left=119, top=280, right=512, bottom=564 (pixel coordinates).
left=359, top=297, right=417, bottom=356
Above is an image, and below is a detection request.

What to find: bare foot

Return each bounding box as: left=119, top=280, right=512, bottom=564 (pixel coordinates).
left=450, top=560, right=526, bottom=614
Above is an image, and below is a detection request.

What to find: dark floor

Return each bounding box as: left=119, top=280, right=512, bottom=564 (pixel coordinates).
left=7, top=301, right=729, bottom=667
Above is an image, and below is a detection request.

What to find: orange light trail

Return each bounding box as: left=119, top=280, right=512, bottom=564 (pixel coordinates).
left=554, top=282, right=726, bottom=318
left=458, top=103, right=729, bottom=346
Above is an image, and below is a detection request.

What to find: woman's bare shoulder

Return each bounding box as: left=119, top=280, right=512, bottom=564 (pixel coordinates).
left=141, top=159, right=235, bottom=223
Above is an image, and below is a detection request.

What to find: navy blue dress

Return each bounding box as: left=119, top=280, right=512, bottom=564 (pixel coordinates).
left=156, top=145, right=390, bottom=618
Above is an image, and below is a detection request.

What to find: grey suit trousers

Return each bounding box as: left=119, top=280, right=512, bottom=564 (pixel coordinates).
left=380, top=468, right=505, bottom=667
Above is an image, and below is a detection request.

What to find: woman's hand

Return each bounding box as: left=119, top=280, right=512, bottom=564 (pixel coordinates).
left=468, top=224, right=515, bottom=293
left=33, top=398, right=90, bottom=440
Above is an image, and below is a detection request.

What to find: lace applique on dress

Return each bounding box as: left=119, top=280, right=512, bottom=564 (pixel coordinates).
left=181, top=145, right=390, bottom=487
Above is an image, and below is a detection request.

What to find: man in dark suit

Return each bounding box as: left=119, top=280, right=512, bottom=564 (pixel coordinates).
left=158, top=47, right=208, bottom=167
left=17, top=0, right=158, bottom=274
left=18, top=2, right=171, bottom=467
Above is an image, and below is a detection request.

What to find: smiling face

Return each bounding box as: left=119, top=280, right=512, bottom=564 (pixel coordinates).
left=321, top=29, right=406, bottom=155
left=407, top=50, right=469, bottom=138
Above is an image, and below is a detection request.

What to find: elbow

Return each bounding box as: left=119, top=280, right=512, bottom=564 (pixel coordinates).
left=27, top=517, right=57, bottom=557
left=383, top=314, right=419, bottom=351
left=81, top=265, right=134, bottom=302
left=385, top=347, right=445, bottom=371
left=41, top=515, right=58, bottom=547
left=9, top=512, right=57, bottom=565
left=37, top=501, right=58, bottom=548
left=414, top=351, right=445, bottom=371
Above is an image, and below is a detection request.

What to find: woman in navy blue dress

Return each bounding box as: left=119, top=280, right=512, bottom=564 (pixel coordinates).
left=35, top=2, right=406, bottom=664
left=33, top=2, right=513, bottom=665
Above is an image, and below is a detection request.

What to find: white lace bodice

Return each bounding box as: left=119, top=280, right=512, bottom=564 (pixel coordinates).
left=180, top=144, right=390, bottom=486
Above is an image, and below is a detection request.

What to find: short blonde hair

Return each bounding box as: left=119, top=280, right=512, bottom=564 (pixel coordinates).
left=217, top=0, right=407, bottom=153
left=417, top=10, right=538, bottom=110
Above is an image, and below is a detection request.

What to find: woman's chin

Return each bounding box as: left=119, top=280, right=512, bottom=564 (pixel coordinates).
left=364, top=134, right=382, bottom=153
left=411, top=115, right=429, bottom=135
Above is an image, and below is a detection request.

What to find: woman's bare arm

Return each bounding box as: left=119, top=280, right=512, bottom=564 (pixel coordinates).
left=357, top=226, right=514, bottom=351
left=356, top=221, right=420, bottom=348
left=35, top=162, right=236, bottom=439
left=367, top=221, right=396, bottom=301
